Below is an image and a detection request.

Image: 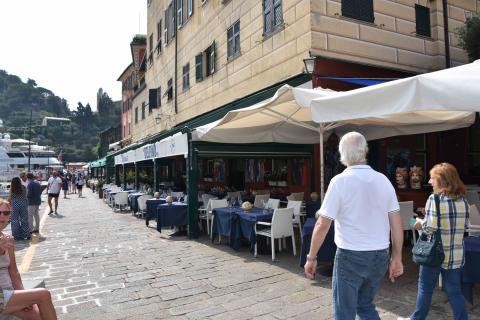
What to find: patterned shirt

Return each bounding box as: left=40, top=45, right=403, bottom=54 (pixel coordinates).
left=422, top=194, right=469, bottom=269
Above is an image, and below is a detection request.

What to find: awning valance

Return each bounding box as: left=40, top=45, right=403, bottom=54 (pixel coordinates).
left=90, top=157, right=106, bottom=168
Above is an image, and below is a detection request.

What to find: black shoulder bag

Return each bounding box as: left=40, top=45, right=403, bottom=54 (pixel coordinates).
left=412, top=194, right=445, bottom=267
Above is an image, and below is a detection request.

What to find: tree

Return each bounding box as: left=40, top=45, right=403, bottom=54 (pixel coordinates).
left=458, top=14, right=480, bottom=62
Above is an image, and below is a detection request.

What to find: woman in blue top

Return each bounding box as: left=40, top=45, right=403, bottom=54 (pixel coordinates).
left=8, top=178, right=29, bottom=241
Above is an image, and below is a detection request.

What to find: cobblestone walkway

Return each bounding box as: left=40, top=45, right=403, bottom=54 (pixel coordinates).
left=13, top=189, right=480, bottom=319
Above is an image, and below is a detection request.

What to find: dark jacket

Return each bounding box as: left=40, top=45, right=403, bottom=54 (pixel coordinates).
left=27, top=179, right=42, bottom=206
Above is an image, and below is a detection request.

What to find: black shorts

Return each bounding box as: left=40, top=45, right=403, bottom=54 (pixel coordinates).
left=76, top=184, right=83, bottom=190
left=48, top=193, right=59, bottom=198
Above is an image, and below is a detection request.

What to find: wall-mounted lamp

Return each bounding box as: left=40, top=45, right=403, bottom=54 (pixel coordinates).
left=303, top=57, right=315, bottom=74
left=155, top=114, right=162, bottom=125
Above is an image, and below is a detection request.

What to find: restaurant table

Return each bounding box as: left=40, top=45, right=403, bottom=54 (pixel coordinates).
left=462, top=236, right=480, bottom=304
left=156, top=202, right=188, bottom=232
left=145, top=198, right=166, bottom=226
left=211, top=207, right=272, bottom=251
left=299, top=218, right=336, bottom=268
left=128, top=192, right=148, bottom=213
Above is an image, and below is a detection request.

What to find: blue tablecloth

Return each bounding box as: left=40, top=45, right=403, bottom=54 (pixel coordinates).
left=462, top=236, right=480, bottom=304
left=212, top=207, right=272, bottom=251
left=299, top=218, right=336, bottom=267
left=157, top=203, right=188, bottom=232
left=146, top=199, right=166, bottom=223
left=129, top=192, right=148, bottom=213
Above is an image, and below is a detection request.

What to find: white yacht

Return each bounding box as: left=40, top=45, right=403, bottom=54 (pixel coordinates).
left=0, top=133, right=62, bottom=182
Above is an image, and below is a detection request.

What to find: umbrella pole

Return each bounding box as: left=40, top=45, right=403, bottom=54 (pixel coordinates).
left=319, top=127, right=324, bottom=202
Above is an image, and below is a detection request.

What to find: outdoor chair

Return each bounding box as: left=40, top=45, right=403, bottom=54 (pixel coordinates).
left=113, top=192, right=129, bottom=212
left=254, top=194, right=270, bottom=208
left=466, top=190, right=480, bottom=211
left=227, top=191, right=241, bottom=202
left=286, top=192, right=304, bottom=201
left=287, top=200, right=304, bottom=238
left=208, top=199, right=228, bottom=239
left=198, top=194, right=217, bottom=231
left=254, top=207, right=296, bottom=261
left=136, top=194, right=153, bottom=218
left=266, top=198, right=280, bottom=210
left=467, top=204, right=480, bottom=235
left=399, top=201, right=417, bottom=245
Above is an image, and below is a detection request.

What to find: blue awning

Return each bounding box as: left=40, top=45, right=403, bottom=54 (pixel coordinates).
left=316, top=77, right=394, bottom=86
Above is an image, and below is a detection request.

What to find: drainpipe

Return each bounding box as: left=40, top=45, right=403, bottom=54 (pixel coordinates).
left=442, top=0, right=451, bottom=68
left=174, top=0, right=179, bottom=113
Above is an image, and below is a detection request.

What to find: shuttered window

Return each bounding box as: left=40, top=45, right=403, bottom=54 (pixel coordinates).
left=227, top=20, right=240, bottom=59
left=195, top=53, right=203, bottom=82
left=341, top=0, right=374, bottom=23
left=263, top=0, right=283, bottom=36
left=183, top=63, right=190, bottom=91
left=415, top=4, right=431, bottom=37
left=177, top=0, right=183, bottom=28
left=156, top=19, right=162, bottom=54
left=187, top=0, right=193, bottom=17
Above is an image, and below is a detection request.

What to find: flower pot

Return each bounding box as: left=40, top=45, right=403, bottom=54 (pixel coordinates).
left=98, top=190, right=103, bottom=199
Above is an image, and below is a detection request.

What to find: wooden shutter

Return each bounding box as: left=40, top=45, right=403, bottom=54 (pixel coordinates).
left=342, top=0, right=374, bottom=23
left=195, top=53, right=203, bottom=81
left=149, top=89, right=157, bottom=111
left=273, top=0, right=282, bottom=27
left=263, top=0, right=272, bottom=35
left=210, top=41, right=216, bottom=74
left=164, top=10, right=169, bottom=46
left=415, top=5, right=431, bottom=37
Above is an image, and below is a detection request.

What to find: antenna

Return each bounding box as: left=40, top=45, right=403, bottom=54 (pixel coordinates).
left=138, top=12, right=141, bottom=33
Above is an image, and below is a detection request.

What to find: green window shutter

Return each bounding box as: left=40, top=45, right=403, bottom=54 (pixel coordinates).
left=415, top=5, right=431, bottom=37
left=342, top=0, right=374, bottom=23
left=211, top=41, right=216, bottom=74
left=195, top=53, right=203, bottom=81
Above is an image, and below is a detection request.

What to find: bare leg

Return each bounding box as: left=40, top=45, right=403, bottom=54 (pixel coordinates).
left=2, top=288, right=57, bottom=320
left=54, top=197, right=58, bottom=213
left=47, top=196, right=53, bottom=213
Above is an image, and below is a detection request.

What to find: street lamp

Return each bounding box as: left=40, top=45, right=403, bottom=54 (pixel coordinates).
left=303, top=57, right=315, bottom=74
left=27, top=109, right=32, bottom=172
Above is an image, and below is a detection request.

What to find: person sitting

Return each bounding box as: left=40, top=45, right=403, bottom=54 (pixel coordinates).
left=165, top=196, right=173, bottom=204
left=153, top=192, right=161, bottom=199
left=0, top=199, right=57, bottom=319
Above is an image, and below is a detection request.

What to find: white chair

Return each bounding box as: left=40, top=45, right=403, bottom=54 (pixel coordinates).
left=287, top=192, right=304, bottom=201
left=137, top=194, right=153, bottom=218
left=254, top=194, right=270, bottom=208
left=208, top=199, right=229, bottom=238
left=254, top=207, right=296, bottom=261
left=399, top=201, right=417, bottom=244
left=466, top=190, right=480, bottom=210
left=198, top=194, right=217, bottom=232
left=113, top=192, right=129, bottom=212
left=171, top=191, right=184, bottom=200
left=266, top=198, right=280, bottom=210
left=287, top=200, right=304, bottom=238
left=467, top=204, right=480, bottom=235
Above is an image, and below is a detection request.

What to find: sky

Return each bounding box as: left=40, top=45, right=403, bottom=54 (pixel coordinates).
left=0, top=0, right=147, bottom=111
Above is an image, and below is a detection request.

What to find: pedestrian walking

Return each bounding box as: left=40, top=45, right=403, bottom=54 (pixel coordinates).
left=19, top=171, right=28, bottom=189
left=0, top=199, right=57, bottom=320
left=71, top=173, right=77, bottom=194
left=304, top=131, right=404, bottom=320
left=26, top=172, right=41, bottom=234
left=60, top=173, right=69, bottom=199
left=8, top=177, right=30, bottom=240
left=47, top=171, right=62, bottom=215
left=76, top=173, right=85, bottom=198
left=406, top=163, right=469, bottom=320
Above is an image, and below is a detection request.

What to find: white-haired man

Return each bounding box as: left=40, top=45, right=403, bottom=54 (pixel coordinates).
left=305, top=131, right=404, bottom=319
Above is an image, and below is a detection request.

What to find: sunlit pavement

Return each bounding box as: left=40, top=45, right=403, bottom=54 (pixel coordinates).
left=11, top=189, right=480, bottom=320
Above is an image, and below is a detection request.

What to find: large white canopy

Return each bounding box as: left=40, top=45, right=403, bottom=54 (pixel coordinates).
left=193, top=84, right=335, bottom=144
left=310, top=60, right=480, bottom=138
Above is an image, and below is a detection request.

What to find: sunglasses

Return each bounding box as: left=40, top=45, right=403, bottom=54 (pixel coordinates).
left=0, top=211, right=11, bottom=216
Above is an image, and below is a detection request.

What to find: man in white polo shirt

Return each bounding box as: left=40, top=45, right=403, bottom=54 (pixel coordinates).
left=47, top=171, right=62, bottom=215
left=305, top=131, right=404, bottom=320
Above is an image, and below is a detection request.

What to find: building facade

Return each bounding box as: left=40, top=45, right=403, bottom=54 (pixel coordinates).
left=132, top=0, right=477, bottom=141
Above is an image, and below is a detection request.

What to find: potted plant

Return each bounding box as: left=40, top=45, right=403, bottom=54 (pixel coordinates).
left=97, top=179, right=105, bottom=198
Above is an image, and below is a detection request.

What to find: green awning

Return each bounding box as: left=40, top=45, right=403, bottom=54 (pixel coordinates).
left=90, top=157, right=106, bottom=168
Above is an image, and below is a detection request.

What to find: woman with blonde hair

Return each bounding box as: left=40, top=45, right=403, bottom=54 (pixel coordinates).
left=0, top=199, right=57, bottom=319
left=409, top=163, right=469, bottom=320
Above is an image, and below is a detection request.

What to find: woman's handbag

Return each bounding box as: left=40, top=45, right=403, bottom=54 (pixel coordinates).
left=412, top=194, right=445, bottom=267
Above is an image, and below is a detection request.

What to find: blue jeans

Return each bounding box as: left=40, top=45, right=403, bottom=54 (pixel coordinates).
left=411, top=265, right=467, bottom=320
left=332, top=248, right=389, bottom=320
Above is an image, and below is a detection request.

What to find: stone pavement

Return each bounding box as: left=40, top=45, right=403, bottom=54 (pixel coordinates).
left=11, top=189, right=480, bottom=320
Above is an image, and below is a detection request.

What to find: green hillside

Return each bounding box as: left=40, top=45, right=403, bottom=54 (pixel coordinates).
left=0, top=70, right=120, bottom=162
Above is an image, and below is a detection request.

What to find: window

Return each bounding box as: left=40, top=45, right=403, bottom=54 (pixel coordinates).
left=156, top=19, right=162, bottom=54
left=187, top=0, right=193, bottom=18
left=148, top=33, right=154, bottom=65
left=183, top=63, right=190, bottom=91
left=206, top=41, right=216, bottom=76
left=135, top=107, right=138, bottom=124
left=263, top=0, right=283, bottom=36
left=164, top=9, right=169, bottom=46
left=227, top=20, right=240, bottom=59
left=177, top=0, right=183, bottom=28
left=195, top=53, right=203, bottom=82
left=341, top=0, right=374, bottom=23
left=170, top=2, right=175, bottom=39
left=415, top=4, right=431, bottom=37
left=141, top=102, right=146, bottom=120
left=157, top=86, right=162, bottom=107
left=166, top=79, right=173, bottom=100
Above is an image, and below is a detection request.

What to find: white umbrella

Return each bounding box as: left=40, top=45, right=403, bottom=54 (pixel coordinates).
left=310, top=60, right=480, bottom=198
